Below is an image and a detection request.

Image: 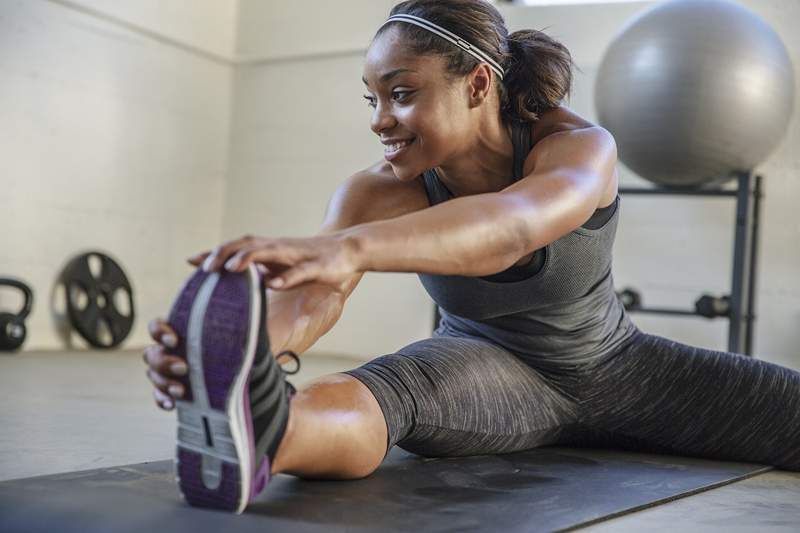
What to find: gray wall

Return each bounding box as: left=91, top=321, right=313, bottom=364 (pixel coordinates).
left=1, top=0, right=235, bottom=349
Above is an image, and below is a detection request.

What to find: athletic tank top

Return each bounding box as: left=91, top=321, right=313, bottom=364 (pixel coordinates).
left=417, top=119, right=639, bottom=372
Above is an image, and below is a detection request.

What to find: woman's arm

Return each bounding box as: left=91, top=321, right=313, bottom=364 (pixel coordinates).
left=266, top=276, right=359, bottom=357
left=266, top=167, right=428, bottom=356
left=344, top=127, right=617, bottom=277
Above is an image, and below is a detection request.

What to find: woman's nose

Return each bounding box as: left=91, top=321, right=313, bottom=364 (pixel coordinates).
left=370, top=102, right=396, bottom=135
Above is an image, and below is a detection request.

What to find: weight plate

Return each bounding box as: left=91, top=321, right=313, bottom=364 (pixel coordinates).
left=60, top=252, right=135, bottom=349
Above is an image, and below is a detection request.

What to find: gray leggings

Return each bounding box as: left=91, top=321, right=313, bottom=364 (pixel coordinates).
left=341, top=328, right=800, bottom=471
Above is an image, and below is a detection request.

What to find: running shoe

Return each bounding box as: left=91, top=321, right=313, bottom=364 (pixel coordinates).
left=166, top=263, right=300, bottom=513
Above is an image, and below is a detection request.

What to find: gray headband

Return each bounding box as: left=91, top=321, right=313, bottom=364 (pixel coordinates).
left=380, top=13, right=505, bottom=81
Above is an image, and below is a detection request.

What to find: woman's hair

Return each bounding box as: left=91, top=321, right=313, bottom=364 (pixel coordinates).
left=375, top=0, right=573, bottom=123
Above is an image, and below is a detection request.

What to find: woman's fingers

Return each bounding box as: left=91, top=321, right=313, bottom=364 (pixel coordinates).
left=187, top=251, right=210, bottom=267
left=193, top=235, right=308, bottom=274
left=269, top=261, right=317, bottom=289
left=143, top=344, right=188, bottom=377
left=147, top=317, right=178, bottom=348
left=153, top=387, right=175, bottom=411
left=223, top=243, right=296, bottom=274
left=143, top=339, right=187, bottom=411
left=146, top=367, right=186, bottom=400
left=188, top=235, right=315, bottom=276
left=191, top=236, right=249, bottom=272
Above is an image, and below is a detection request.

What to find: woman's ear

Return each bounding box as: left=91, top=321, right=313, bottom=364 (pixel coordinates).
left=466, top=63, right=494, bottom=107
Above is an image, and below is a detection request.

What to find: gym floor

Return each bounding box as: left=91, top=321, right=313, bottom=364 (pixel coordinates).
left=2, top=349, right=799, bottom=532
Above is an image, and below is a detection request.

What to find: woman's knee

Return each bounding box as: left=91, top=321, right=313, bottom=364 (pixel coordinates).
left=286, top=372, right=389, bottom=477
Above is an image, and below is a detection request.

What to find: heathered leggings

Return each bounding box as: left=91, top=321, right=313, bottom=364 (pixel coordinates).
left=341, top=328, right=800, bottom=471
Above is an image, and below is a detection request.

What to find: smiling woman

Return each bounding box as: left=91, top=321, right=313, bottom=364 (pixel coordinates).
left=142, top=0, right=800, bottom=518
left=360, top=0, right=575, bottom=188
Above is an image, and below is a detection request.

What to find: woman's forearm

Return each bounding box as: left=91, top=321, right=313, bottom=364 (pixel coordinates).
left=345, top=192, right=531, bottom=277
left=266, top=282, right=345, bottom=357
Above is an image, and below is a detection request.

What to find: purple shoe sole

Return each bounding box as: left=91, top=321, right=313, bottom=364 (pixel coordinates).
left=166, top=264, right=270, bottom=514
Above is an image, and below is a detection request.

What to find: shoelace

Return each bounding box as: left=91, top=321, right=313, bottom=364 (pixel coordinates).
left=275, top=350, right=300, bottom=375
left=275, top=350, right=300, bottom=395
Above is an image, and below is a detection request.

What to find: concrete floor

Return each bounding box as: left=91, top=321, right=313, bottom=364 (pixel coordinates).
left=0, top=348, right=363, bottom=482
left=2, top=349, right=799, bottom=532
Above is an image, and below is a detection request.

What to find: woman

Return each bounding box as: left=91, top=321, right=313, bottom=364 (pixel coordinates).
left=143, top=0, right=800, bottom=514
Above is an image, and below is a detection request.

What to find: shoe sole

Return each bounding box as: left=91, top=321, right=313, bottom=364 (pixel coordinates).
left=167, top=264, right=268, bottom=514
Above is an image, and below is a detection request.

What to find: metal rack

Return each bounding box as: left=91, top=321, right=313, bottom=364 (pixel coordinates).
left=616, top=172, right=763, bottom=356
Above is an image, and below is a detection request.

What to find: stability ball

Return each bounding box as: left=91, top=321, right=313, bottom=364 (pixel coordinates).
left=595, top=0, right=795, bottom=189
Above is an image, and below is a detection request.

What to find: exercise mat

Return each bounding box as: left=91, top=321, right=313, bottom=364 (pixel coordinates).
left=0, top=446, right=771, bottom=533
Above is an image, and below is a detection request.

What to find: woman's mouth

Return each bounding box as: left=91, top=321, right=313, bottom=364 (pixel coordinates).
left=384, top=138, right=416, bottom=162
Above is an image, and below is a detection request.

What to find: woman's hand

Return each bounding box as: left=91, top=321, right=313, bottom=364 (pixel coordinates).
left=143, top=318, right=187, bottom=411
left=187, top=233, right=362, bottom=292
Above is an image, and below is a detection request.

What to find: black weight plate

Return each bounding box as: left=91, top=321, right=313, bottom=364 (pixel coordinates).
left=60, top=252, right=135, bottom=349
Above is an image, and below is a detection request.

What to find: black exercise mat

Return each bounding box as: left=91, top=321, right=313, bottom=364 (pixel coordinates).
left=0, top=446, right=771, bottom=533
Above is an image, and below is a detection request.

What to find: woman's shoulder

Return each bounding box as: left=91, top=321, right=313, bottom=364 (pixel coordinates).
left=529, top=106, right=596, bottom=146
left=355, top=161, right=429, bottom=199
left=521, top=107, right=615, bottom=175
left=518, top=107, right=619, bottom=209
left=332, top=161, right=430, bottom=225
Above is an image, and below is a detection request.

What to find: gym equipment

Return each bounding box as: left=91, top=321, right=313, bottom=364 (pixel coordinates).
left=618, top=290, right=732, bottom=319
left=57, top=251, right=135, bottom=349
left=695, top=295, right=731, bottom=319
left=616, top=287, right=642, bottom=310
left=615, top=172, right=762, bottom=355
left=0, top=445, right=771, bottom=533
left=595, top=0, right=795, bottom=189
left=0, top=278, right=33, bottom=352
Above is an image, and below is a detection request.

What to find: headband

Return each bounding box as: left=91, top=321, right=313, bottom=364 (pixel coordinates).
left=380, top=13, right=505, bottom=81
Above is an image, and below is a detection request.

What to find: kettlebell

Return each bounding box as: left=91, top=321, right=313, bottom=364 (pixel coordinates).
left=0, top=278, right=33, bottom=352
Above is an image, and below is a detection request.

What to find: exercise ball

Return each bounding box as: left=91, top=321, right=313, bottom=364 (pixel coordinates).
left=595, top=0, right=795, bottom=189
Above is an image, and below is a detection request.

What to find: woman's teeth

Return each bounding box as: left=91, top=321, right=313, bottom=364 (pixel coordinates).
left=386, top=139, right=413, bottom=152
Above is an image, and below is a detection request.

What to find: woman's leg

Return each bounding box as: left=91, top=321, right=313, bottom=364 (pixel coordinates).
left=579, top=330, right=800, bottom=471
left=271, top=335, right=582, bottom=480
left=341, top=336, right=581, bottom=459
left=270, top=372, right=389, bottom=479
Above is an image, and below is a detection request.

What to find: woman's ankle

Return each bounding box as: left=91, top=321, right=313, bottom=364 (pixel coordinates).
left=269, top=400, right=297, bottom=475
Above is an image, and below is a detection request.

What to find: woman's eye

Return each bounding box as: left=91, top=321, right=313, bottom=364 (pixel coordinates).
left=363, top=91, right=411, bottom=108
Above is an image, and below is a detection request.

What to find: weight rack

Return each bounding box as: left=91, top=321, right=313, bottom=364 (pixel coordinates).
left=617, top=171, right=763, bottom=356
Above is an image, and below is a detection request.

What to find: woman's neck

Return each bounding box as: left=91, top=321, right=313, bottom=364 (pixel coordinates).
left=434, top=114, right=517, bottom=198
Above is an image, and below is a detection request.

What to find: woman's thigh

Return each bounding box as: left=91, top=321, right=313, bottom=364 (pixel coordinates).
left=342, top=335, right=580, bottom=458
left=580, top=330, right=800, bottom=471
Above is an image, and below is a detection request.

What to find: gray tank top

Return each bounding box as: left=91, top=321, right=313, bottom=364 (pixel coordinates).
left=417, top=120, right=638, bottom=372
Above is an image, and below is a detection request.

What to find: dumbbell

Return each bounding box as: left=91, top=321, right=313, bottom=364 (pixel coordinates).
left=694, top=294, right=731, bottom=319
left=616, top=288, right=642, bottom=309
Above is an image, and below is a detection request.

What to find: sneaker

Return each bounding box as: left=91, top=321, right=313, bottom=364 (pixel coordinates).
left=166, top=263, right=300, bottom=513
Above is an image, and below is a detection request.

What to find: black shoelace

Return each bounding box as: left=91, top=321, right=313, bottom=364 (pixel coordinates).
left=275, top=350, right=300, bottom=394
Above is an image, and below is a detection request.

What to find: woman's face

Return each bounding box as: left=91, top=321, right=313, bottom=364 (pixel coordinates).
left=362, top=27, right=473, bottom=181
